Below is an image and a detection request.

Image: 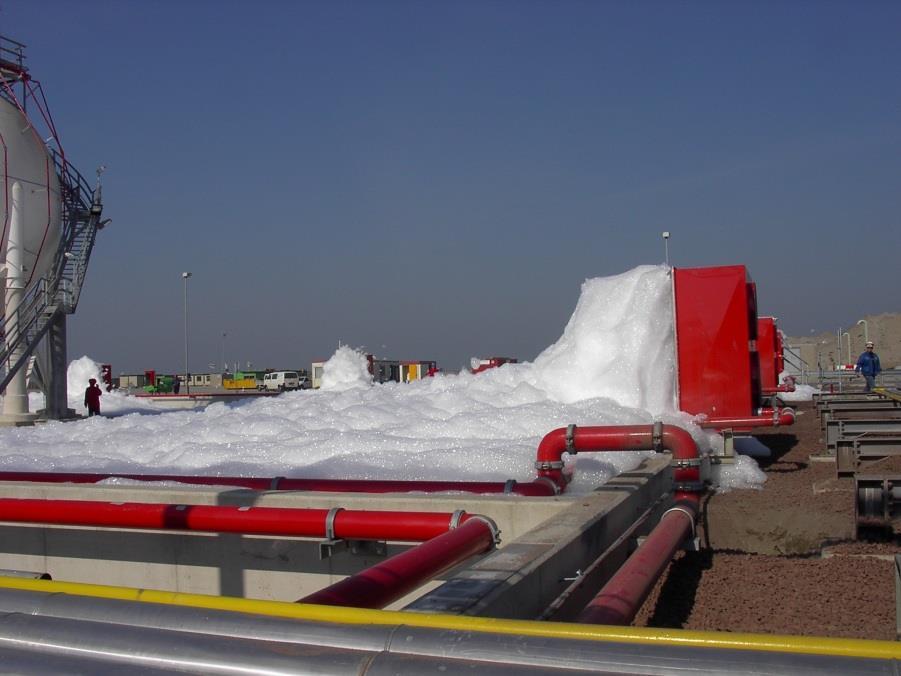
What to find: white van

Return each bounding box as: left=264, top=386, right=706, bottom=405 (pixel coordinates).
left=261, top=371, right=300, bottom=392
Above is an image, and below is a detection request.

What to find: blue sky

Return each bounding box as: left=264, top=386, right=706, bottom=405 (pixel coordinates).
left=3, top=0, right=900, bottom=374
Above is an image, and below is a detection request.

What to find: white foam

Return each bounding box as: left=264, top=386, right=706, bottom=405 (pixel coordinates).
left=0, top=265, right=765, bottom=493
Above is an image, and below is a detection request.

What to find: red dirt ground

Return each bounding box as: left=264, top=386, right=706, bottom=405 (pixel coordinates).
left=633, top=401, right=900, bottom=641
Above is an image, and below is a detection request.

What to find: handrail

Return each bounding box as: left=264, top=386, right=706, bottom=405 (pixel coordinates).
left=0, top=56, right=103, bottom=394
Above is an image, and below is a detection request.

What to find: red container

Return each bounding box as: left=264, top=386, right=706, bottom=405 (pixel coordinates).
left=673, top=266, right=760, bottom=418
left=757, top=316, right=779, bottom=393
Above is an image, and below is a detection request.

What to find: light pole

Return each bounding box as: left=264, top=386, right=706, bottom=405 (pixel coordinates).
left=842, top=332, right=851, bottom=365
left=221, top=332, right=227, bottom=373
left=182, top=272, right=192, bottom=394
left=662, top=231, right=670, bottom=266
left=857, top=319, right=868, bottom=344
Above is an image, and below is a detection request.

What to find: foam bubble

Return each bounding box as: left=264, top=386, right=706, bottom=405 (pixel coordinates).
left=0, top=265, right=766, bottom=494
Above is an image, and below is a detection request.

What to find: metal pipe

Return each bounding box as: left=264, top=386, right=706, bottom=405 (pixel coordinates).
left=534, top=424, right=700, bottom=498
left=0, top=471, right=557, bottom=496
left=534, top=424, right=703, bottom=625
left=0, top=608, right=891, bottom=676
left=577, top=495, right=700, bottom=625
left=0, top=497, right=473, bottom=541
left=0, top=576, right=897, bottom=663
left=299, top=517, right=497, bottom=608
left=699, top=407, right=795, bottom=429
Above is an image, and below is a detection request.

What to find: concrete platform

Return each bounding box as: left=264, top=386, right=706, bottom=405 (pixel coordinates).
left=0, top=455, right=672, bottom=616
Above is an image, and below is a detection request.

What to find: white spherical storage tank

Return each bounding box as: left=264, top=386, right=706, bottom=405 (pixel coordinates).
left=0, top=96, right=61, bottom=294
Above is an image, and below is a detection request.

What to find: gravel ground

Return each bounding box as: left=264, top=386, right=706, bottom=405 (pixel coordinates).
left=633, top=401, right=900, bottom=641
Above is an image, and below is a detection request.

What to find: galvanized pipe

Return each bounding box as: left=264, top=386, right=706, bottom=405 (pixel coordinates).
left=0, top=471, right=557, bottom=496
left=299, top=517, right=497, bottom=608
left=0, top=497, right=473, bottom=541
left=0, top=586, right=895, bottom=674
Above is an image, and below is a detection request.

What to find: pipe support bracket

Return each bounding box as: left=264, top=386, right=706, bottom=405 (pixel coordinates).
left=662, top=505, right=697, bottom=539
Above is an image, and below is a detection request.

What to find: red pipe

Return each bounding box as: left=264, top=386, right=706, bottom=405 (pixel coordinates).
left=0, top=498, right=472, bottom=541
left=0, top=472, right=557, bottom=497
left=698, top=407, right=795, bottom=430
left=534, top=423, right=703, bottom=625
left=577, top=494, right=700, bottom=625
left=298, top=517, right=496, bottom=608
left=535, top=424, right=700, bottom=499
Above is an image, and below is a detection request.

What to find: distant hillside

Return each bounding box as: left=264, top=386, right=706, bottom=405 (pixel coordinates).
left=786, top=313, right=901, bottom=370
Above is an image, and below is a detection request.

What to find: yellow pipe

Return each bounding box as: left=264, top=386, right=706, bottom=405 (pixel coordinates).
left=0, top=576, right=898, bottom=660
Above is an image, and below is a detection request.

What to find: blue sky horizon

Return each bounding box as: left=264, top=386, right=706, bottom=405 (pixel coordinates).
left=3, top=1, right=899, bottom=375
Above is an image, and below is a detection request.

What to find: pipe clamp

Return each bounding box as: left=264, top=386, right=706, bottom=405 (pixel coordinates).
left=535, top=460, right=565, bottom=471
left=565, top=424, right=577, bottom=453
left=270, top=476, right=284, bottom=490
left=662, top=505, right=697, bottom=538
left=671, top=458, right=702, bottom=469
left=325, top=507, right=343, bottom=541
left=503, top=479, right=517, bottom=494
left=652, top=420, right=664, bottom=452
left=673, top=481, right=705, bottom=492
left=533, top=476, right=562, bottom=495
left=449, top=509, right=466, bottom=530
left=469, top=514, right=501, bottom=546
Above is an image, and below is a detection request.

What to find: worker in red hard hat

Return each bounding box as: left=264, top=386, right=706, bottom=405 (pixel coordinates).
left=855, top=341, right=881, bottom=393
left=84, top=378, right=103, bottom=417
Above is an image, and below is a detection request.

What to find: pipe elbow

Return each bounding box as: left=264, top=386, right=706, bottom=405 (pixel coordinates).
left=660, top=425, right=698, bottom=461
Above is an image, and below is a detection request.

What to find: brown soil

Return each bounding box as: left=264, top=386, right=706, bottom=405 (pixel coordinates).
left=633, top=402, right=900, bottom=640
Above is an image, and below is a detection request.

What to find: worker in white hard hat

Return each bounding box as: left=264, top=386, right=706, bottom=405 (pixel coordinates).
left=854, top=341, right=881, bottom=393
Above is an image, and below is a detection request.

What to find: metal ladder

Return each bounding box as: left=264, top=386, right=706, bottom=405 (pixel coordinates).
left=0, top=155, right=104, bottom=393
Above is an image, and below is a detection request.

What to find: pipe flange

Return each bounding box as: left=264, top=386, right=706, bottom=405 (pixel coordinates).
left=565, top=424, right=577, bottom=453
left=535, top=460, right=565, bottom=471
left=325, top=507, right=343, bottom=541
left=449, top=509, right=466, bottom=530
left=652, top=420, right=664, bottom=452
left=270, top=476, right=284, bottom=490
left=503, top=479, right=517, bottom=494
left=662, top=505, right=697, bottom=539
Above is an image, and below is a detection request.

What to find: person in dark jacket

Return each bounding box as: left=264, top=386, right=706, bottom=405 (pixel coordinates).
left=855, top=341, right=881, bottom=393
left=84, top=378, right=102, bottom=416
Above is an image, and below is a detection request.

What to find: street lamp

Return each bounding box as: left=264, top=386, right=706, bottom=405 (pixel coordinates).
left=662, top=231, right=670, bottom=266
left=842, top=332, right=851, bottom=365
left=221, top=332, right=227, bottom=373
left=182, top=272, right=192, bottom=394
left=857, top=319, right=868, bottom=343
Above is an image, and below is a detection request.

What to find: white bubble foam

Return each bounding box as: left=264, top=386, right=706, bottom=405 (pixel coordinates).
left=0, top=265, right=766, bottom=494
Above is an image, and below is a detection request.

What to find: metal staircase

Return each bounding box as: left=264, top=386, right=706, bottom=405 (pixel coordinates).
left=0, top=157, right=104, bottom=394
left=0, top=34, right=105, bottom=396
